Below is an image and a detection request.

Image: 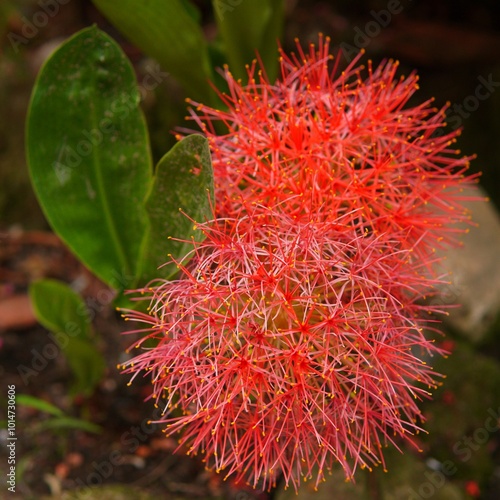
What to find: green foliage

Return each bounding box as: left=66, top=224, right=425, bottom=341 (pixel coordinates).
left=33, top=416, right=102, bottom=434
left=29, top=279, right=105, bottom=397
left=137, top=134, right=214, bottom=284
left=92, top=0, right=215, bottom=104
left=15, top=394, right=64, bottom=417
left=27, top=26, right=216, bottom=295
left=212, top=0, right=284, bottom=82
left=16, top=394, right=101, bottom=435
left=92, top=0, right=284, bottom=98
left=27, top=27, right=153, bottom=291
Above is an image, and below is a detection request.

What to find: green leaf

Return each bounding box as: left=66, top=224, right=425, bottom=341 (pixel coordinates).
left=92, top=0, right=215, bottom=104
left=30, top=279, right=92, bottom=339
left=136, top=135, right=214, bottom=284
left=16, top=394, right=65, bottom=418
left=26, top=26, right=152, bottom=290
left=29, top=279, right=106, bottom=397
left=212, top=0, right=284, bottom=82
left=16, top=395, right=102, bottom=435
left=34, top=417, right=102, bottom=434
left=62, top=338, right=106, bottom=397
left=179, top=0, right=202, bottom=23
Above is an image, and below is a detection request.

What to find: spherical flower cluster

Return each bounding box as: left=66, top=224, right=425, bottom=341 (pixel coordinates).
left=121, top=36, right=477, bottom=491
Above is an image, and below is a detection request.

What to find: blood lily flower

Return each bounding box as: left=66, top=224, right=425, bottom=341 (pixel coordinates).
left=186, top=36, right=476, bottom=259
left=120, top=36, right=478, bottom=491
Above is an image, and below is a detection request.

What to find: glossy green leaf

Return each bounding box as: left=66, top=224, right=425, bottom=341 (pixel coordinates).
left=92, top=0, right=215, bottom=104
left=29, top=279, right=105, bottom=397
left=136, top=134, right=214, bottom=284
left=212, top=0, right=284, bottom=82
left=27, top=26, right=152, bottom=290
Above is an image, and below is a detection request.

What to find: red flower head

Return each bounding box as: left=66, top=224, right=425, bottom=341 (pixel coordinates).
left=121, top=36, right=478, bottom=491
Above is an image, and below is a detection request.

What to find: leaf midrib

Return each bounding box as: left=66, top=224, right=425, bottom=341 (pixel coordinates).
left=88, top=72, right=131, bottom=277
